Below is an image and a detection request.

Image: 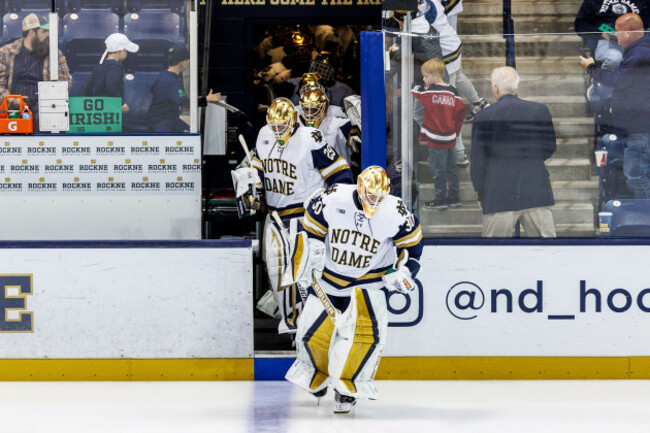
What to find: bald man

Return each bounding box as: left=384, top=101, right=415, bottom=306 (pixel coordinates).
left=581, top=13, right=650, bottom=198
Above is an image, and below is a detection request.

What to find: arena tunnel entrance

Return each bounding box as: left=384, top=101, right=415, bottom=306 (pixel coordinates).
left=198, top=1, right=380, bottom=351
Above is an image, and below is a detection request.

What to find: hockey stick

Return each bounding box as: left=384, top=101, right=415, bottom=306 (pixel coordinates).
left=238, top=134, right=254, bottom=166
left=311, top=274, right=338, bottom=322
left=270, top=210, right=308, bottom=303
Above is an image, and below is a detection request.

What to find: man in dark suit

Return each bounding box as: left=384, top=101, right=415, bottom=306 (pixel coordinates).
left=470, top=66, right=557, bottom=237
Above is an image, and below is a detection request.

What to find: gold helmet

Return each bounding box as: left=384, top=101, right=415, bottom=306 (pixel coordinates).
left=299, top=87, right=329, bottom=127
left=266, top=97, right=298, bottom=146
left=357, top=165, right=390, bottom=218
left=298, top=72, right=324, bottom=97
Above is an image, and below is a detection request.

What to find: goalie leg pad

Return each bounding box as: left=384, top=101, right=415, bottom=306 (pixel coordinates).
left=263, top=215, right=303, bottom=333
left=286, top=294, right=334, bottom=394
left=328, top=288, right=387, bottom=400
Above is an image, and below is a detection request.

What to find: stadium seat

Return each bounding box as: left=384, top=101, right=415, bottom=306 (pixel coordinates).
left=122, top=71, right=156, bottom=132
left=8, top=0, right=49, bottom=12
left=126, top=0, right=183, bottom=13
left=62, top=10, right=119, bottom=72
left=122, top=37, right=171, bottom=72
left=123, top=9, right=181, bottom=42
left=2, top=10, right=49, bottom=45
left=65, top=0, right=125, bottom=15
left=596, top=132, right=633, bottom=210
left=70, top=71, right=92, bottom=96
left=601, top=199, right=650, bottom=236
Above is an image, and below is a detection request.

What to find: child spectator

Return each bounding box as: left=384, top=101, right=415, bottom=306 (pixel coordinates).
left=412, top=59, right=465, bottom=209
left=85, top=33, right=139, bottom=113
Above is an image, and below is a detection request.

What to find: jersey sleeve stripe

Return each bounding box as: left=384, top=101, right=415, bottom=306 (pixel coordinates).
left=395, top=231, right=423, bottom=248
left=319, top=157, right=349, bottom=179
left=251, top=157, right=264, bottom=172
left=303, top=216, right=327, bottom=237
left=302, top=217, right=326, bottom=237
left=394, top=225, right=423, bottom=247
left=277, top=207, right=305, bottom=217
left=305, top=211, right=328, bottom=234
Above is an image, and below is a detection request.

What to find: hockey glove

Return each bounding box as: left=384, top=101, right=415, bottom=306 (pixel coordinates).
left=383, top=266, right=416, bottom=294
left=231, top=167, right=262, bottom=218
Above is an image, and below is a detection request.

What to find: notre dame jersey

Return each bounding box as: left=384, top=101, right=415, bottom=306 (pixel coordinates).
left=302, top=184, right=423, bottom=297
left=251, top=125, right=353, bottom=219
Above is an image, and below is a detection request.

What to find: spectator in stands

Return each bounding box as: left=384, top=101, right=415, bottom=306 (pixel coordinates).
left=0, top=13, right=71, bottom=131
left=85, top=33, right=139, bottom=114
left=470, top=67, right=556, bottom=237
left=147, top=44, right=221, bottom=133
left=419, top=0, right=489, bottom=167
left=581, top=13, right=650, bottom=198
left=412, top=59, right=465, bottom=210
left=575, top=0, right=649, bottom=69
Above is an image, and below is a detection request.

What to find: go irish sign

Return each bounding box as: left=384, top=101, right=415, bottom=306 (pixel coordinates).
left=68, top=97, right=122, bottom=133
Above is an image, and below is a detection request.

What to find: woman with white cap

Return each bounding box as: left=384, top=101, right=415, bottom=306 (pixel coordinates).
left=85, top=33, right=139, bottom=113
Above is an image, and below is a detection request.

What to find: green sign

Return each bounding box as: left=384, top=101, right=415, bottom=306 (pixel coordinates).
left=68, top=97, right=122, bottom=133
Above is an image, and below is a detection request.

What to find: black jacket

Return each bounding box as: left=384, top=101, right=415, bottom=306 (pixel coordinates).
left=589, top=34, right=650, bottom=135
left=470, top=94, right=556, bottom=215
left=575, top=0, right=650, bottom=43
left=85, top=59, right=124, bottom=98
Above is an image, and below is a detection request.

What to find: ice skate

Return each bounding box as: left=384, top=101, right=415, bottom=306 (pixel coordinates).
left=334, top=390, right=357, bottom=414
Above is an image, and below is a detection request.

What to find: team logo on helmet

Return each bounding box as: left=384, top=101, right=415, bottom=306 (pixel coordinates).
left=357, top=165, right=390, bottom=218
left=300, top=87, right=329, bottom=128
left=266, top=97, right=298, bottom=147
left=298, top=72, right=325, bottom=97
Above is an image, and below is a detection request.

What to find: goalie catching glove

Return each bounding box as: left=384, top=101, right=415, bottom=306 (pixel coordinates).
left=231, top=167, right=262, bottom=218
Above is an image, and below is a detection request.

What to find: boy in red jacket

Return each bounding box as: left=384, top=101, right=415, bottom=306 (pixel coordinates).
left=412, top=58, right=466, bottom=209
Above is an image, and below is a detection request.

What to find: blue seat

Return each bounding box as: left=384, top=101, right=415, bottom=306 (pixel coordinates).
left=126, top=0, right=183, bottom=13
left=596, top=132, right=633, bottom=209
left=62, top=10, right=119, bottom=72
left=62, top=10, right=119, bottom=43
left=65, top=0, right=125, bottom=15
left=122, top=71, right=156, bottom=132
left=2, top=10, right=50, bottom=45
left=70, top=71, right=92, bottom=96
left=601, top=199, right=650, bottom=236
left=124, top=9, right=181, bottom=42
left=122, top=38, right=170, bottom=72
left=8, top=0, right=49, bottom=11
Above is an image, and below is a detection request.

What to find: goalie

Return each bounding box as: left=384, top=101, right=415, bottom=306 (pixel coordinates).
left=232, top=97, right=353, bottom=334
left=284, top=166, right=423, bottom=413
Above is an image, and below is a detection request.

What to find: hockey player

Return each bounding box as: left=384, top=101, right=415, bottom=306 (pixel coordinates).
left=234, top=97, right=353, bottom=334
left=299, top=86, right=353, bottom=167
left=343, top=95, right=362, bottom=178
left=284, top=165, right=423, bottom=413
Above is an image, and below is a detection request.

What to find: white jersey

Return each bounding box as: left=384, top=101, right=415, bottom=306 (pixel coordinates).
left=302, top=184, right=423, bottom=297
left=298, top=105, right=352, bottom=165
left=252, top=125, right=352, bottom=218
left=414, top=0, right=462, bottom=74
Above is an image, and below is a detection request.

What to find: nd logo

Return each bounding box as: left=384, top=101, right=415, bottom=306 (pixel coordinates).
left=0, top=275, right=33, bottom=332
